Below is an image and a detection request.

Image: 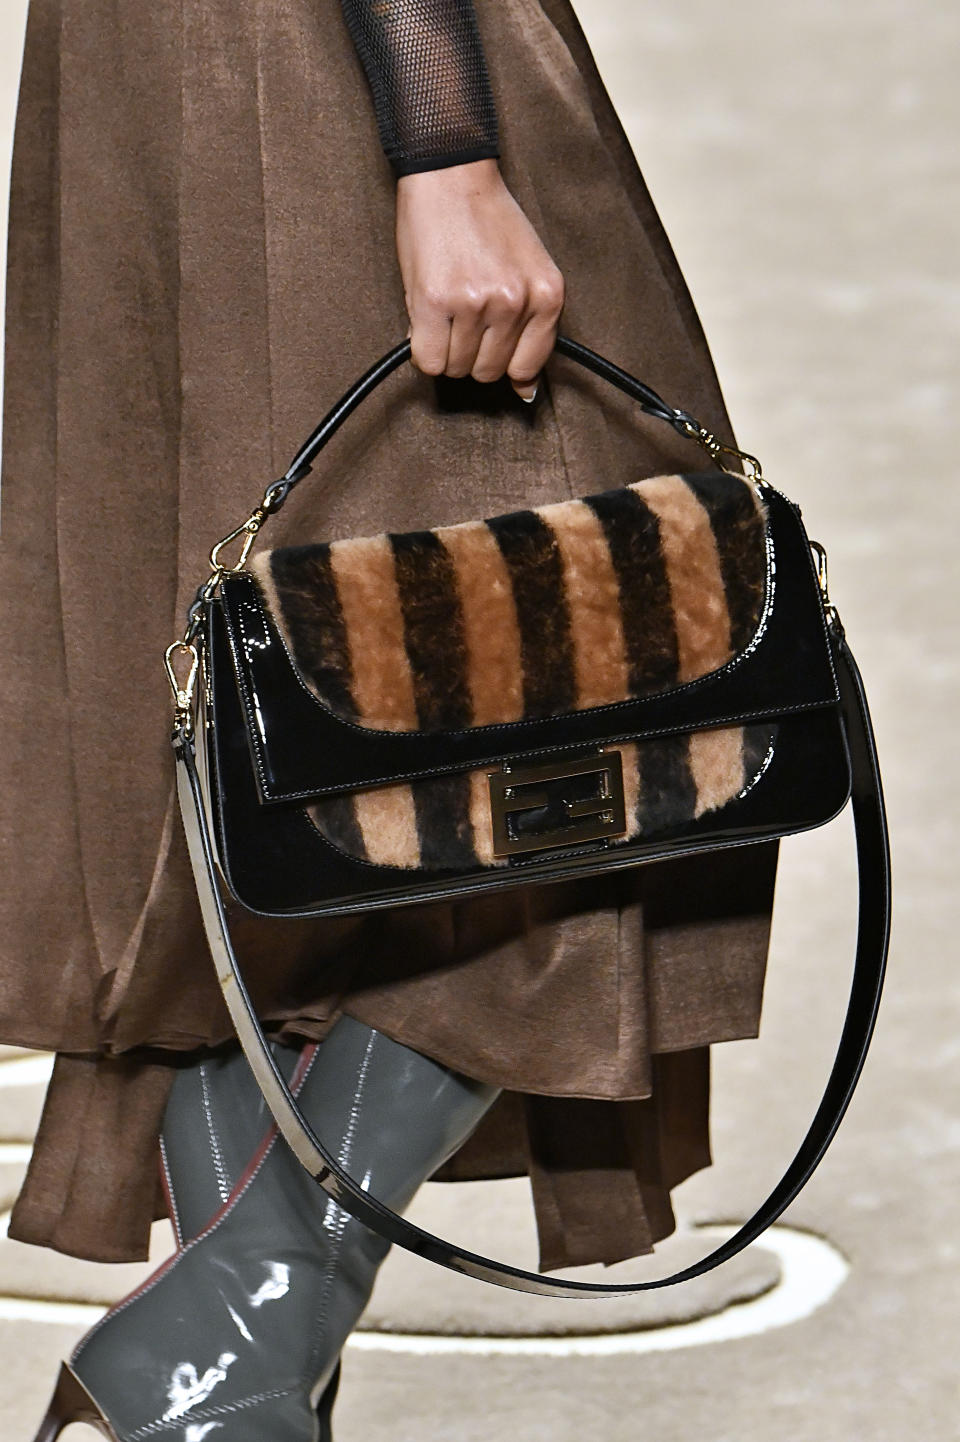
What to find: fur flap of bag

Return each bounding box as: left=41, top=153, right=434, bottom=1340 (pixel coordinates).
left=247, top=469, right=774, bottom=870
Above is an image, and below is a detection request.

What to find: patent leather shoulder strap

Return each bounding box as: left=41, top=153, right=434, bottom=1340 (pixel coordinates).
left=172, top=625, right=890, bottom=1297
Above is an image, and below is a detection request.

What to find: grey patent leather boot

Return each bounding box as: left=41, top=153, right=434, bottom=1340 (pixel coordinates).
left=156, top=1036, right=343, bottom=1440
left=30, top=1014, right=500, bottom=1441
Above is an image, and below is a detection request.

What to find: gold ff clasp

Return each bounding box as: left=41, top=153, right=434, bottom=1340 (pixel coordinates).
left=488, top=750, right=627, bottom=857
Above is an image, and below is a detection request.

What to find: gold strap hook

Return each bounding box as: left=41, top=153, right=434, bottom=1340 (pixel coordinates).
left=164, top=640, right=200, bottom=726
left=809, top=539, right=839, bottom=625
left=676, top=417, right=764, bottom=483
left=209, top=508, right=266, bottom=575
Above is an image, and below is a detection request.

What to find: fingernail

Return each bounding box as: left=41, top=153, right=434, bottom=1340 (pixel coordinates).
left=519, top=384, right=539, bottom=404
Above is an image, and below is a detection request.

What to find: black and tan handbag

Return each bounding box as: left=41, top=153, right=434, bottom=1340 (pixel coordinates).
left=166, top=335, right=890, bottom=1296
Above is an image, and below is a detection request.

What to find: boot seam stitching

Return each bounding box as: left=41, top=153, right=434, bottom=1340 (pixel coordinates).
left=200, top=1060, right=233, bottom=1202
left=70, top=1047, right=322, bottom=1366
left=304, top=1029, right=378, bottom=1383
left=124, top=1384, right=297, bottom=1438
left=157, top=1135, right=183, bottom=1249
left=69, top=1131, right=282, bottom=1363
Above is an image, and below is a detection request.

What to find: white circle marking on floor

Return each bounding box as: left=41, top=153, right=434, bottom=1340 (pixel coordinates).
left=0, top=1142, right=34, bottom=1164
left=0, top=1053, right=54, bottom=1086
left=0, top=1221, right=848, bottom=1353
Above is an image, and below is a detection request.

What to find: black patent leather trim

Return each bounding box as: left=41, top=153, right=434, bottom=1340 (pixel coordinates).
left=207, top=599, right=852, bottom=917
left=217, top=484, right=840, bottom=805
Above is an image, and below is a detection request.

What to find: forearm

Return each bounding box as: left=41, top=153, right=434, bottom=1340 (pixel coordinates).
left=340, top=0, right=561, bottom=397
left=339, top=0, right=500, bottom=175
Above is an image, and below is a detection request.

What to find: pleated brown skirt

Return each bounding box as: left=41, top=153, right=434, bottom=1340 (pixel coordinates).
left=0, top=0, right=778, bottom=1270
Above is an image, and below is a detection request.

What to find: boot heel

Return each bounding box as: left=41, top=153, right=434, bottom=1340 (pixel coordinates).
left=31, top=1362, right=117, bottom=1442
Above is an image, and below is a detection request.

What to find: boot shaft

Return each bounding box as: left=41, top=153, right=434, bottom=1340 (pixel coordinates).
left=58, top=1016, right=500, bottom=1442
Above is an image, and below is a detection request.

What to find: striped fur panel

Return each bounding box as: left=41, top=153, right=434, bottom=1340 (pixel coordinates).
left=249, top=470, right=769, bottom=733
left=305, top=722, right=777, bottom=871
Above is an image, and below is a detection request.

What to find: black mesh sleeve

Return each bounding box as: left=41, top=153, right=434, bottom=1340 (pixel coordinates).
left=339, top=0, right=500, bottom=176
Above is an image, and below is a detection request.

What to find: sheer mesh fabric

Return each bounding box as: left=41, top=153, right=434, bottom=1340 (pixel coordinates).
left=339, top=0, right=500, bottom=175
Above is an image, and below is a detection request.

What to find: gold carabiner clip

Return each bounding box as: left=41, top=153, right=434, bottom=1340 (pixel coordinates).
left=209, top=508, right=265, bottom=575
left=709, top=439, right=764, bottom=483
left=809, top=539, right=839, bottom=625
left=676, top=418, right=764, bottom=483
left=164, top=640, right=200, bottom=727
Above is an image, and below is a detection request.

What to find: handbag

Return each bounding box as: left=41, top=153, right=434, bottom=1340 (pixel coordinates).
left=166, top=334, right=891, bottom=1296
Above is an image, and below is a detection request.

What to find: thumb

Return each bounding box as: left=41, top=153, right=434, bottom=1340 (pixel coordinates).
left=510, top=376, right=539, bottom=404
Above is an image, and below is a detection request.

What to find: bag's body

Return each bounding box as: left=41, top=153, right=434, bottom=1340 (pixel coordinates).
left=170, top=336, right=891, bottom=1297
left=210, top=466, right=841, bottom=917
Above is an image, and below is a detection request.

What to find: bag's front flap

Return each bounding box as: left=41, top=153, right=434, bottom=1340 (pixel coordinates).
left=217, top=473, right=839, bottom=803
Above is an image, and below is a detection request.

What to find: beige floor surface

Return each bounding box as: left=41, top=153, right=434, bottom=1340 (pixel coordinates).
left=0, top=1, right=957, bottom=1438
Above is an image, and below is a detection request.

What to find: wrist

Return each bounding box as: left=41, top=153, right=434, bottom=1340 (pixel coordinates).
left=396, top=156, right=502, bottom=196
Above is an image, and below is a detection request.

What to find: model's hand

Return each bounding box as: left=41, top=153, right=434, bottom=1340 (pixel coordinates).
left=395, top=158, right=565, bottom=402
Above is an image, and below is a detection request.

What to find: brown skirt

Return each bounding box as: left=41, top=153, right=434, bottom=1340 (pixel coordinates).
left=0, top=0, right=778, bottom=1269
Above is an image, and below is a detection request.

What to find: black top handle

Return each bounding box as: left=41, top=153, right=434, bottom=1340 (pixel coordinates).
left=260, top=333, right=760, bottom=516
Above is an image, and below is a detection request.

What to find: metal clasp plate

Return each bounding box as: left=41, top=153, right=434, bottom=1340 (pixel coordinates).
left=488, top=750, right=627, bottom=858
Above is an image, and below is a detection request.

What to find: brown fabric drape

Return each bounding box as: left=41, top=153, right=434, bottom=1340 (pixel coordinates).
left=0, top=0, right=778, bottom=1269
